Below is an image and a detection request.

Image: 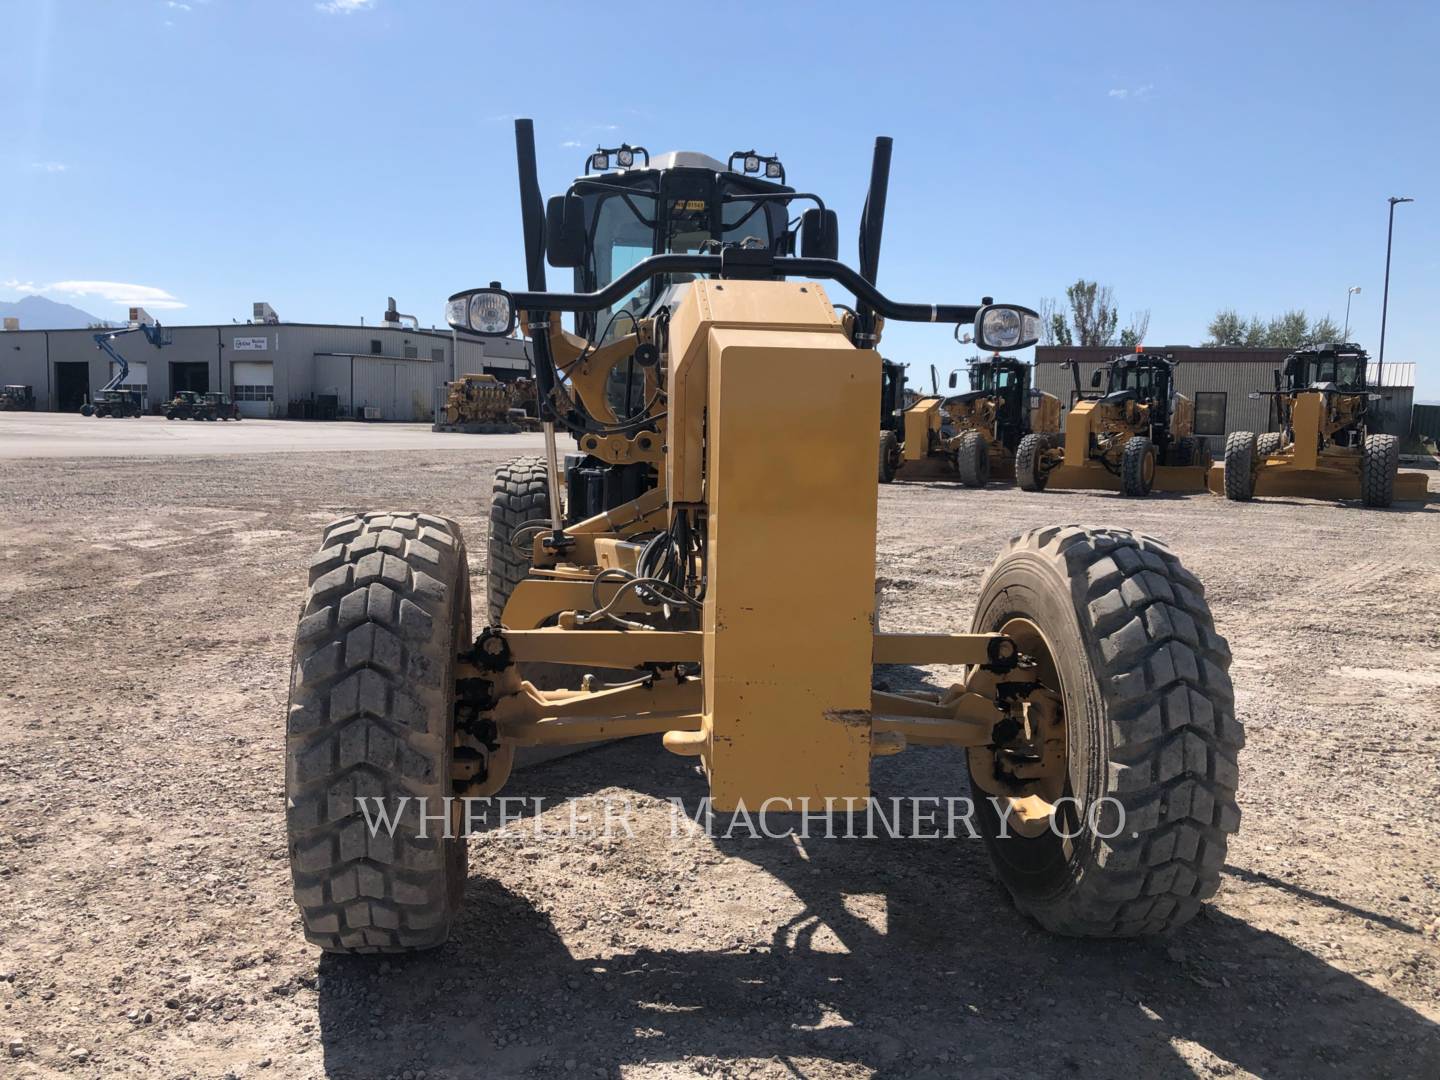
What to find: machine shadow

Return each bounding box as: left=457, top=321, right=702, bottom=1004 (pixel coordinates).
left=315, top=738, right=1440, bottom=1079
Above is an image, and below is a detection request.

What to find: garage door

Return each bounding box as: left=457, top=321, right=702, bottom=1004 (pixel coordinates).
left=232, top=360, right=274, bottom=418
left=110, top=359, right=148, bottom=401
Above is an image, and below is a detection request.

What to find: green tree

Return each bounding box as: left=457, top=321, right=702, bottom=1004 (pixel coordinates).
left=1064, top=280, right=1120, bottom=347
left=1267, top=310, right=1311, bottom=348
left=1205, top=309, right=1244, bottom=347
left=1307, top=315, right=1342, bottom=344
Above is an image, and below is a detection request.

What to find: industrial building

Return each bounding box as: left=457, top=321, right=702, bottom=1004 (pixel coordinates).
left=0, top=303, right=530, bottom=419
left=1032, top=345, right=1416, bottom=453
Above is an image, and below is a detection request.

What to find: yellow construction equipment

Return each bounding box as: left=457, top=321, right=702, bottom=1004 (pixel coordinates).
left=1211, top=342, right=1426, bottom=506
left=284, top=122, right=1242, bottom=953
left=438, top=372, right=527, bottom=432
left=1020, top=348, right=1210, bottom=495
left=880, top=355, right=1061, bottom=485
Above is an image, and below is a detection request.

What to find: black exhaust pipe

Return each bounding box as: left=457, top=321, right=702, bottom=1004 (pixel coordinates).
left=515, top=118, right=548, bottom=293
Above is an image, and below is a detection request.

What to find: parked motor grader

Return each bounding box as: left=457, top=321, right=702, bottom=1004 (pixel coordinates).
left=284, top=121, right=1241, bottom=954
left=1214, top=341, right=1424, bottom=507
left=1018, top=348, right=1210, bottom=495
left=879, top=354, right=1060, bottom=485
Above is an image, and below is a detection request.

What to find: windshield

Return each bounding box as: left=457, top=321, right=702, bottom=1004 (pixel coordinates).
left=970, top=365, right=1014, bottom=392
left=1113, top=364, right=1161, bottom=396
left=592, top=193, right=658, bottom=339
left=1304, top=357, right=1363, bottom=389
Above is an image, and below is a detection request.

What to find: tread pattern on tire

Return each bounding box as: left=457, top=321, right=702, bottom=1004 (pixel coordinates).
left=1120, top=437, right=1154, bottom=497
left=286, top=511, right=468, bottom=953
left=956, top=431, right=989, bottom=487
left=1015, top=432, right=1047, bottom=492
left=1223, top=431, right=1256, bottom=501
left=489, top=457, right=551, bottom=626
left=1255, top=432, right=1283, bottom=458
left=878, top=431, right=899, bottom=484
left=987, top=525, right=1243, bottom=937
left=1361, top=433, right=1397, bottom=508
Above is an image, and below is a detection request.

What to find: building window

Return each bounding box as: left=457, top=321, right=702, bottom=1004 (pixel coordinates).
left=403, top=344, right=418, bottom=359
left=431, top=348, right=445, bottom=363
left=370, top=340, right=382, bottom=355
left=1194, top=392, right=1227, bottom=436
left=233, top=384, right=275, bottom=402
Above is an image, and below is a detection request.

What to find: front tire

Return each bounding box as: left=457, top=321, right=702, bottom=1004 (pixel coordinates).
left=1255, top=432, right=1283, bottom=458
left=1361, top=433, right=1398, bottom=508
left=1223, top=432, right=1257, bottom=501
left=286, top=512, right=471, bottom=952
left=969, top=526, right=1242, bottom=936
left=955, top=431, right=990, bottom=488
left=1120, top=437, right=1156, bottom=497
left=1015, top=433, right=1049, bottom=492
left=488, top=457, right=551, bottom=626
left=878, top=430, right=900, bottom=484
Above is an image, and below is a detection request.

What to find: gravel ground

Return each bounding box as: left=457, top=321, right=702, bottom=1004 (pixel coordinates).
left=1, top=448, right=1437, bottom=1080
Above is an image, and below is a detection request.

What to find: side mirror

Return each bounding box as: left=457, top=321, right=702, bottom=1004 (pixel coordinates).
left=799, top=208, right=838, bottom=260
left=973, top=304, right=1040, bottom=351
left=446, top=286, right=516, bottom=337
left=1090, top=370, right=1103, bottom=388
left=947, top=372, right=958, bottom=389
left=545, top=195, right=586, bottom=268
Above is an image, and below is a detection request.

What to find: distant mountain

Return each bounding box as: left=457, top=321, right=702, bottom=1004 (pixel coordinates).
left=0, top=294, right=113, bottom=329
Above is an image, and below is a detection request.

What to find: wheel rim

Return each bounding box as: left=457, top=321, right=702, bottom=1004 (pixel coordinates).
left=969, top=617, right=1069, bottom=839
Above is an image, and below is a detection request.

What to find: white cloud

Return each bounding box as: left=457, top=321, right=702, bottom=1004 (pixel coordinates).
left=1108, top=83, right=1154, bottom=102
left=3, top=280, right=42, bottom=293
left=560, top=140, right=583, bottom=148
left=167, top=1, right=192, bottom=10
left=30, top=161, right=68, bottom=173
left=317, top=0, right=375, bottom=13
left=43, top=281, right=187, bottom=311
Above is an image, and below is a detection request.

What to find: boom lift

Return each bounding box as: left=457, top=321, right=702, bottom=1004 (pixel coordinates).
left=880, top=354, right=1060, bottom=485
left=1019, top=349, right=1209, bottom=495
left=1214, top=341, right=1425, bottom=507
left=81, top=310, right=171, bottom=418
left=284, top=121, right=1242, bottom=953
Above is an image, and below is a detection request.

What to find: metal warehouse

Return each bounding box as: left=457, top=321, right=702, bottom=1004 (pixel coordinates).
left=1033, top=345, right=1415, bottom=452
left=0, top=309, right=529, bottom=420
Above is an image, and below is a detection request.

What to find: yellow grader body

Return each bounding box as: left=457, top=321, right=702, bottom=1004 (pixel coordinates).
left=1046, top=397, right=1210, bottom=493
left=892, top=371, right=1060, bottom=484
left=1211, top=389, right=1427, bottom=503
left=284, top=122, right=1242, bottom=954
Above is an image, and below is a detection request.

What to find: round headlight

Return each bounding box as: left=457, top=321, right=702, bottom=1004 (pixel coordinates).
left=444, top=297, right=468, bottom=330
left=981, top=307, right=1022, bottom=349
left=469, top=292, right=514, bottom=335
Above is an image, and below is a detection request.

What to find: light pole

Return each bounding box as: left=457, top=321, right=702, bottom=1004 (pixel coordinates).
left=1342, top=285, right=1360, bottom=341
left=1378, top=195, right=1413, bottom=384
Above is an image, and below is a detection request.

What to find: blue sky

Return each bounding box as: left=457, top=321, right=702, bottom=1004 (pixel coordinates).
left=4, top=1, right=1437, bottom=397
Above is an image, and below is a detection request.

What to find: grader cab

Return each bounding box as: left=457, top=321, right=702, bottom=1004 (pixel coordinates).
left=1215, top=341, right=1424, bottom=507
left=284, top=121, right=1241, bottom=954
left=879, top=355, right=1061, bottom=486
left=1018, top=349, right=1209, bottom=495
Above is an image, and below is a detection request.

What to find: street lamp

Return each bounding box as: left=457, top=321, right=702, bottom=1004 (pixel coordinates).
left=1342, top=286, right=1361, bottom=341
left=1378, top=195, right=1414, bottom=384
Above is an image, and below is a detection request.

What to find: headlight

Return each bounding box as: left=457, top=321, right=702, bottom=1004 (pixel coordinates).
left=764, top=160, right=783, bottom=179
left=973, top=304, right=1041, bottom=351
left=743, top=154, right=760, bottom=173
left=616, top=147, right=634, bottom=168
left=446, top=288, right=516, bottom=337
left=469, top=291, right=515, bottom=335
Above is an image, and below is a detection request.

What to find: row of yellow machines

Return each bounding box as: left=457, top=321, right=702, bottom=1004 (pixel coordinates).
left=883, top=342, right=1426, bottom=508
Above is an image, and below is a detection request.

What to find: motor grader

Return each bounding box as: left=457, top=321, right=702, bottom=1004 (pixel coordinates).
left=879, top=355, right=1061, bottom=486
left=1017, top=349, right=1209, bottom=495
left=284, top=121, right=1242, bottom=953
left=1214, top=341, right=1425, bottom=508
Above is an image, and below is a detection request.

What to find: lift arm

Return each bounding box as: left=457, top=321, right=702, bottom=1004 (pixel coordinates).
left=93, top=323, right=170, bottom=392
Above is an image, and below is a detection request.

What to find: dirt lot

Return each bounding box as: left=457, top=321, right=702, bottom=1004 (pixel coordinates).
left=1, top=446, right=1437, bottom=1080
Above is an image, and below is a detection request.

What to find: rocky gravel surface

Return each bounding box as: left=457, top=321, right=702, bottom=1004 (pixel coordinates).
left=1, top=448, right=1437, bottom=1079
